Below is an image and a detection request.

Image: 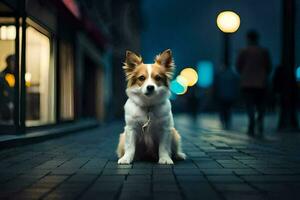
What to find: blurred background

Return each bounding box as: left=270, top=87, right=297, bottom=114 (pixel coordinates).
left=0, top=0, right=299, bottom=135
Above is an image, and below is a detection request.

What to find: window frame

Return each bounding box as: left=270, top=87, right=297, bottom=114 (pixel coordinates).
left=24, top=18, right=56, bottom=127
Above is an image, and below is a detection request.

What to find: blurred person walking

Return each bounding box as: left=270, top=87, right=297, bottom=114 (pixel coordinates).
left=0, top=55, right=15, bottom=123
left=215, top=65, right=239, bottom=129
left=236, top=30, right=271, bottom=136
left=186, top=85, right=199, bottom=123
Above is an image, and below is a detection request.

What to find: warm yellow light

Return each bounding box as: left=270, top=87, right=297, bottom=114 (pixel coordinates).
left=0, top=26, right=7, bottom=39
left=7, top=26, right=16, bottom=40
left=25, top=72, right=32, bottom=87
left=0, top=25, right=16, bottom=40
left=180, top=68, right=198, bottom=86
left=217, top=11, right=240, bottom=33
left=5, top=73, right=15, bottom=87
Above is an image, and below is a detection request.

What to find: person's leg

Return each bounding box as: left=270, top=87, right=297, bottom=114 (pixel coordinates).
left=225, top=101, right=233, bottom=129
left=256, top=89, right=266, bottom=135
left=243, top=89, right=255, bottom=135
left=219, top=101, right=226, bottom=129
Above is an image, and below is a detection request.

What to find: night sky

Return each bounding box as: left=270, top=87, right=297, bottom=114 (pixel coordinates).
left=141, top=0, right=283, bottom=74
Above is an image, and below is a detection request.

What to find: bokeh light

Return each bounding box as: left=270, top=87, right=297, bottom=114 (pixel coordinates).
left=296, top=66, right=300, bottom=81
left=216, top=11, right=240, bottom=33
left=176, top=75, right=188, bottom=87
left=170, top=80, right=187, bottom=95
left=197, top=61, right=214, bottom=88
left=25, top=72, right=32, bottom=87
left=180, top=68, right=198, bottom=86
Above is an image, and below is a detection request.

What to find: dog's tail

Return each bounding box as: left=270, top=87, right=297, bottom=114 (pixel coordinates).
left=116, top=132, right=125, bottom=158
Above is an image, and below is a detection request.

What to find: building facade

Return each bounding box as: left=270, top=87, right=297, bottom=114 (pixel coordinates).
left=0, top=0, right=126, bottom=134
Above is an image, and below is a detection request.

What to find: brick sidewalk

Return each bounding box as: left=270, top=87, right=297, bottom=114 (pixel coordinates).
left=0, top=119, right=300, bottom=200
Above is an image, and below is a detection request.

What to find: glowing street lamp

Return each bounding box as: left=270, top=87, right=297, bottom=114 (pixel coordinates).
left=217, top=11, right=240, bottom=33
left=216, top=11, right=240, bottom=67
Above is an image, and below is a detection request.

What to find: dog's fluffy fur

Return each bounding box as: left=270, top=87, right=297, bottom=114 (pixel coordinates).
left=117, top=49, right=186, bottom=164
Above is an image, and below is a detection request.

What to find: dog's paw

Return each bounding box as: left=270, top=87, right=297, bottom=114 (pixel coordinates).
left=176, top=152, right=187, bottom=160
left=158, top=156, right=174, bottom=165
left=118, top=156, right=132, bottom=164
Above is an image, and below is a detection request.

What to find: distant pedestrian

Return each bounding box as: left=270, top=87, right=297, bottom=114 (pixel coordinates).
left=236, top=30, right=271, bottom=136
left=273, top=65, right=298, bottom=129
left=0, top=55, right=15, bottom=122
left=215, top=65, right=239, bottom=129
left=186, top=86, right=199, bottom=123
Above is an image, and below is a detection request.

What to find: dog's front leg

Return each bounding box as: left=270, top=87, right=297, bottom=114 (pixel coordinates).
left=158, top=129, right=174, bottom=164
left=118, top=127, right=136, bottom=164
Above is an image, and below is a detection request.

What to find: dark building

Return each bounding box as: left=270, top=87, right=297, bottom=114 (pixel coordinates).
left=0, top=0, right=141, bottom=134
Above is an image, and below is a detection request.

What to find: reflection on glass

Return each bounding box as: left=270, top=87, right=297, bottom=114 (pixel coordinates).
left=0, top=18, right=15, bottom=125
left=25, top=26, right=55, bottom=126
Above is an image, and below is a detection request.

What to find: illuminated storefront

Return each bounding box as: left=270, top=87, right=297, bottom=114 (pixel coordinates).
left=0, top=0, right=110, bottom=134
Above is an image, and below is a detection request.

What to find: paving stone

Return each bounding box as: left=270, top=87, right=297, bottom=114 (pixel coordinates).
left=102, top=168, right=130, bottom=175
left=173, top=168, right=202, bottom=175
left=223, top=192, right=265, bottom=200
left=232, top=168, right=260, bottom=175
left=252, top=183, right=293, bottom=193
left=176, top=175, right=207, bottom=182
left=126, top=175, right=151, bottom=183
left=97, top=175, right=125, bottom=182
left=195, top=161, right=223, bottom=169
left=122, top=182, right=151, bottom=192
left=173, top=161, right=198, bottom=169
left=89, top=181, right=122, bottom=192
left=213, top=183, right=256, bottom=192
left=200, top=168, right=234, bottom=175
left=153, top=183, right=179, bottom=192
left=207, top=175, right=244, bottom=183
left=119, top=191, right=151, bottom=200
left=153, top=174, right=176, bottom=183
left=242, top=175, right=300, bottom=182
left=16, top=188, right=51, bottom=198
left=179, top=182, right=220, bottom=200
left=128, top=168, right=152, bottom=175
left=152, top=168, right=173, bottom=175
left=153, top=192, right=182, bottom=200
left=79, top=192, right=116, bottom=200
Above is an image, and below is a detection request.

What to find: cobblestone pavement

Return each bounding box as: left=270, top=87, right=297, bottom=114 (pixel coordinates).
left=1, top=115, right=300, bottom=200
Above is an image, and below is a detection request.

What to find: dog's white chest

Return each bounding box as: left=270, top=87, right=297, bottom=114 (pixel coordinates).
left=124, top=99, right=172, bottom=131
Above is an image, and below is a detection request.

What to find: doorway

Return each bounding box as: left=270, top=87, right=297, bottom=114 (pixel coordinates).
left=82, top=55, right=105, bottom=120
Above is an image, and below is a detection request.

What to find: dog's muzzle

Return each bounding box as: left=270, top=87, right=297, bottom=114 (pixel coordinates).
left=145, top=85, right=155, bottom=96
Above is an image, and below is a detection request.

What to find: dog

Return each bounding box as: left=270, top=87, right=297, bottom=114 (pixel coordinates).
left=117, top=49, right=186, bottom=164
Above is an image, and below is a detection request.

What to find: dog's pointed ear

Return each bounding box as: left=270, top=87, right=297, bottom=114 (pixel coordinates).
left=123, top=50, right=143, bottom=72
left=155, top=49, right=174, bottom=68
left=155, top=49, right=175, bottom=80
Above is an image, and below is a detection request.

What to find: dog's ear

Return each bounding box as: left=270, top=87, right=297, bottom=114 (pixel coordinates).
left=123, top=50, right=142, bottom=73
left=155, top=49, right=175, bottom=80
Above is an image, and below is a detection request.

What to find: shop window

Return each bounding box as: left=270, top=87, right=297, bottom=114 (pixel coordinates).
left=0, top=17, right=16, bottom=125
left=25, top=26, right=55, bottom=126
left=59, top=41, right=74, bottom=120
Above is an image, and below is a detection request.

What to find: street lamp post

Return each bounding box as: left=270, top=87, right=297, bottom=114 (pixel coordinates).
left=216, top=11, right=240, bottom=68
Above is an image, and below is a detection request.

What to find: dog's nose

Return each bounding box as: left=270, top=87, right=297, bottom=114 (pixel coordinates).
left=146, top=85, right=154, bottom=92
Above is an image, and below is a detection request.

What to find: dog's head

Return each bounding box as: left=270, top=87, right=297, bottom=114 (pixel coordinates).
left=123, top=49, right=174, bottom=105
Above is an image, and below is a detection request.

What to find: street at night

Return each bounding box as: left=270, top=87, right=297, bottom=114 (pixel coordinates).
left=1, top=115, right=300, bottom=200
left=1, top=0, right=300, bottom=199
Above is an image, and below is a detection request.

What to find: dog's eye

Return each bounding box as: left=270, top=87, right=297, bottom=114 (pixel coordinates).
left=138, top=75, right=145, bottom=81
left=155, top=75, right=162, bottom=81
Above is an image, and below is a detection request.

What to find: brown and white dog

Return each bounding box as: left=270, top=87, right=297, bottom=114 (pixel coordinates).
left=117, top=49, right=186, bottom=164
